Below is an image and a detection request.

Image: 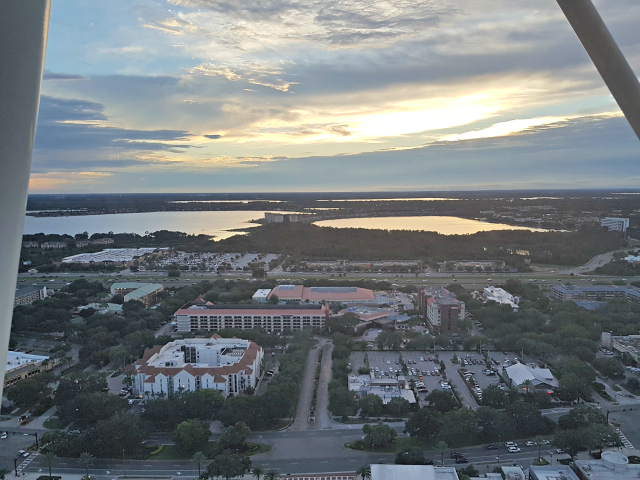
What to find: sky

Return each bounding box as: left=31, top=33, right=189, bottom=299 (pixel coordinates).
left=31, top=0, right=640, bottom=193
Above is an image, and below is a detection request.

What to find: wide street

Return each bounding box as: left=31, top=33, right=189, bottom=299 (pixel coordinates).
left=17, top=428, right=571, bottom=477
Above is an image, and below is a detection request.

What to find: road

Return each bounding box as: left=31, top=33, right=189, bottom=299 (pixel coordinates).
left=21, top=428, right=565, bottom=476
left=313, top=342, right=333, bottom=429
left=292, top=343, right=323, bottom=431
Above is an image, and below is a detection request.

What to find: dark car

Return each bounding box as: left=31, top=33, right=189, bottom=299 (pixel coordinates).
left=455, top=457, right=469, bottom=464
left=486, top=445, right=498, bottom=450
left=450, top=452, right=464, bottom=458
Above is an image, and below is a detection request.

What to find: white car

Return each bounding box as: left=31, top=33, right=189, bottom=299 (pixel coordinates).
left=508, top=446, right=521, bottom=453
left=526, top=441, right=535, bottom=447
left=505, top=442, right=518, bottom=448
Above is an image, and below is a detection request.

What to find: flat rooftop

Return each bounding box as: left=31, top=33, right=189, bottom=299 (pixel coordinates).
left=371, top=464, right=458, bottom=480
left=530, top=465, right=580, bottom=480
left=575, top=454, right=640, bottom=480
left=6, top=351, right=49, bottom=373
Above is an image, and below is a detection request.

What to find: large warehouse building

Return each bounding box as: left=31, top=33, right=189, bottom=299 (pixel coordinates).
left=132, top=336, right=263, bottom=398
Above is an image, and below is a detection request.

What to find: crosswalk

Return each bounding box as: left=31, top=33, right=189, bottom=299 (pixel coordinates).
left=615, top=427, right=635, bottom=449
left=17, top=451, right=39, bottom=475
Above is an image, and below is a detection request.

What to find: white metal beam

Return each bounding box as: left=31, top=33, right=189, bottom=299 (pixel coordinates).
left=557, top=0, right=640, bottom=142
left=0, top=1, right=51, bottom=399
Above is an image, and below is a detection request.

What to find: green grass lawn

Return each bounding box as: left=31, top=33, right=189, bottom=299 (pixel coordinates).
left=43, top=417, right=62, bottom=429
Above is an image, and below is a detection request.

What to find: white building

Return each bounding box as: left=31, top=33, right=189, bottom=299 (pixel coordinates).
left=505, top=363, right=558, bottom=392
left=348, top=374, right=415, bottom=404
left=371, top=464, right=460, bottom=480
left=252, top=289, right=272, bottom=303
left=575, top=452, right=640, bottom=480
left=5, top=351, right=57, bottom=389
left=483, top=286, right=519, bottom=311
left=601, top=217, right=629, bottom=232
left=174, top=303, right=329, bottom=333
left=132, top=336, right=263, bottom=398
left=110, top=282, right=163, bottom=306
left=63, top=247, right=169, bottom=266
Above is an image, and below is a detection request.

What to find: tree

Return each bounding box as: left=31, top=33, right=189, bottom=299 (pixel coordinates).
left=356, top=465, right=371, bottom=480
left=43, top=452, right=58, bottom=479
left=268, top=294, right=279, bottom=304
left=404, top=408, right=442, bottom=439
left=328, top=384, right=357, bottom=416
left=79, top=452, right=95, bottom=477
left=553, top=428, right=586, bottom=460
left=0, top=466, right=11, bottom=480
left=193, top=451, right=207, bottom=478
left=220, top=422, right=251, bottom=452
left=92, top=413, right=147, bottom=458
left=481, top=385, right=512, bottom=409
left=110, top=294, right=125, bottom=304
left=252, top=466, right=264, bottom=480
left=386, top=397, right=410, bottom=416
left=558, top=373, right=592, bottom=402
left=264, top=469, right=280, bottom=480
left=426, top=390, right=458, bottom=413
left=395, top=448, right=431, bottom=465
left=360, top=394, right=383, bottom=417
left=435, top=441, right=448, bottom=467
left=592, top=358, right=625, bottom=379
left=6, top=378, right=45, bottom=408
left=363, top=422, right=397, bottom=448
left=207, top=455, right=252, bottom=480
left=442, top=408, right=479, bottom=447
left=172, top=419, right=211, bottom=455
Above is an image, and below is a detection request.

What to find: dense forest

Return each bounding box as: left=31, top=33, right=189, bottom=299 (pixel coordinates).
left=212, top=223, right=625, bottom=267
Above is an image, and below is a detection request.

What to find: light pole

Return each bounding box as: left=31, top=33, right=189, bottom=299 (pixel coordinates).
left=123, top=449, right=126, bottom=478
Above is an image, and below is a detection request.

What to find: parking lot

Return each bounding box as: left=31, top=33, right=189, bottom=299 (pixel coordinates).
left=350, top=350, right=514, bottom=409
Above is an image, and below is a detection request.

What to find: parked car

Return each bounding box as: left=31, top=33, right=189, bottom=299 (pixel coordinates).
left=450, top=452, right=464, bottom=458
left=455, top=457, right=469, bottom=464
left=486, top=445, right=498, bottom=450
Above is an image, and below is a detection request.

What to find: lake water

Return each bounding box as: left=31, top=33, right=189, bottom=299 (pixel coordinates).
left=313, top=216, right=549, bottom=234
left=23, top=211, right=277, bottom=240
left=24, top=211, right=549, bottom=239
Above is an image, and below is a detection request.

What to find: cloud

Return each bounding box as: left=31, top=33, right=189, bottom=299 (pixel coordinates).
left=29, top=171, right=114, bottom=191
left=43, top=70, right=85, bottom=81
left=32, top=95, right=198, bottom=174
left=203, top=134, right=222, bottom=139
left=191, top=62, right=297, bottom=92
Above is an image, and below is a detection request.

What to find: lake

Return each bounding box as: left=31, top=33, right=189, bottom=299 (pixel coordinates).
left=24, top=211, right=549, bottom=239
left=23, top=211, right=277, bottom=240
left=313, top=216, right=549, bottom=234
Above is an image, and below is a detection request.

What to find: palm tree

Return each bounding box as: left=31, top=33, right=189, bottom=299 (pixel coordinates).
left=522, top=379, right=533, bottom=395
left=193, top=451, right=207, bottom=478
left=252, top=467, right=264, bottom=480
left=435, top=441, right=448, bottom=467
left=356, top=465, right=371, bottom=480
left=534, top=435, right=544, bottom=462
left=264, top=469, right=279, bottom=480
left=43, top=452, right=58, bottom=480
left=79, top=452, right=95, bottom=478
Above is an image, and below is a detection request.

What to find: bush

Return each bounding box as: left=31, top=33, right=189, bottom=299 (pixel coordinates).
left=150, top=445, right=164, bottom=455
